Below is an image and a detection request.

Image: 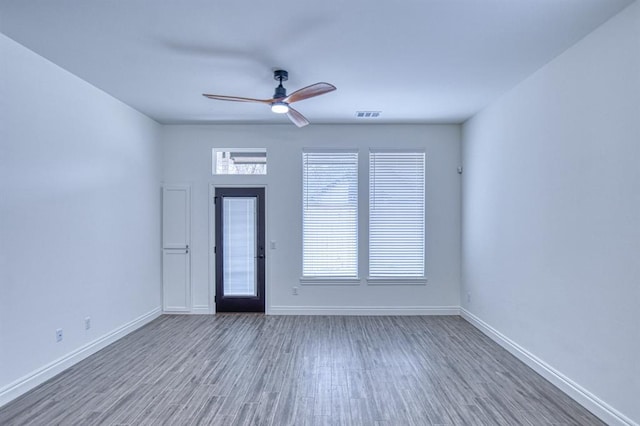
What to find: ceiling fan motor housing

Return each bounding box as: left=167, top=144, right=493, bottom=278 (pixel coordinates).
left=273, top=85, right=287, bottom=99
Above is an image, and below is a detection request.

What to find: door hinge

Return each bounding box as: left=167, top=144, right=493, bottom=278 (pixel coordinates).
left=214, top=196, right=218, bottom=204
left=214, top=296, right=217, bottom=303
left=214, top=246, right=217, bottom=254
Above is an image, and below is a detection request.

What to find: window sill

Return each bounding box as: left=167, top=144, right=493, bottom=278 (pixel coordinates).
left=299, top=277, right=361, bottom=286
left=366, top=277, right=428, bottom=286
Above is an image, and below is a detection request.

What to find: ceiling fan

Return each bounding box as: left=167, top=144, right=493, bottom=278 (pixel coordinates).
left=203, top=70, right=336, bottom=128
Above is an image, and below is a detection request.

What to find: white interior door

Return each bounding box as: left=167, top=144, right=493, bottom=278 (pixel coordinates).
left=162, top=185, right=191, bottom=312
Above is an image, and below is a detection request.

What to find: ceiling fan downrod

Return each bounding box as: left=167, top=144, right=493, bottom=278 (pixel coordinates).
left=273, top=69, right=288, bottom=99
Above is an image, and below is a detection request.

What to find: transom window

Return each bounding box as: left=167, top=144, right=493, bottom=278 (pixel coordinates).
left=213, top=148, right=267, bottom=175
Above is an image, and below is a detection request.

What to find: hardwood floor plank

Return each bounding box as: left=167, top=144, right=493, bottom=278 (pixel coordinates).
left=230, top=402, right=258, bottom=426
left=349, top=397, right=375, bottom=426
left=330, top=385, right=351, bottom=426
left=249, top=391, right=279, bottom=426
left=313, top=366, right=332, bottom=416
left=271, top=379, right=298, bottom=426
left=191, top=395, right=225, bottom=425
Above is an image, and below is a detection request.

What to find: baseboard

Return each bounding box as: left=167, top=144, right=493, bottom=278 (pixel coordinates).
left=460, top=308, right=637, bottom=426
left=0, top=307, right=162, bottom=408
left=268, top=305, right=460, bottom=316
left=162, top=306, right=210, bottom=315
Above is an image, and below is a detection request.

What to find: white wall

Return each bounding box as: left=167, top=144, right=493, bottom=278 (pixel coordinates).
left=0, top=34, right=162, bottom=404
left=161, top=124, right=461, bottom=314
left=462, top=2, right=640, bottom=425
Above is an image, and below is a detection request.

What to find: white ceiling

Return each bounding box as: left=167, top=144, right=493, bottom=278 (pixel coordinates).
left=0, top=0, right=633, bottom=125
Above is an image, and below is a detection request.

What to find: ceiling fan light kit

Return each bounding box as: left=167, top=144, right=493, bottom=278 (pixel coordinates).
left=203, top=69, right=336, bottom=127
left=271, top=101, right=289, bottom=114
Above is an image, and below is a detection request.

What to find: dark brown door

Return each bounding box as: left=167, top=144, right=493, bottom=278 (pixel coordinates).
left=214, top=188, right=265, bottom=312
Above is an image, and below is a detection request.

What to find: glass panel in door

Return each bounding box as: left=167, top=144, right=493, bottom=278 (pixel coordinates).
left=223, top=197, right=257, bottom=296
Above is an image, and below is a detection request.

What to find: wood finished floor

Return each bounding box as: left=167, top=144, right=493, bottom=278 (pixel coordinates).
left=0, top=315, right=604, bottom=426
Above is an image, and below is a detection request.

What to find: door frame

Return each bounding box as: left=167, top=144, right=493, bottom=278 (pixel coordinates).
left=208, top=184, right=268, bottom=314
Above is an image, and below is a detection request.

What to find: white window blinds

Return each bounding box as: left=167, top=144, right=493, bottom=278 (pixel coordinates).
left=369, top=151, right=425, bottom=277
left=303, top=152, right=358, bottom=277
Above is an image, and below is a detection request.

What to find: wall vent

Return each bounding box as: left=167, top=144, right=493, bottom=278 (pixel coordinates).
left=355, top=111, right=381, bottom=118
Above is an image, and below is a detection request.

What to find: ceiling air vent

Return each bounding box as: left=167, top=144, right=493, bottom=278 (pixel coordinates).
left=355, top=111, right=381, bottom=118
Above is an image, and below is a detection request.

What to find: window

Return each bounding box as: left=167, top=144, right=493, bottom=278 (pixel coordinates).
left=213, top=148, right=267, bottom=174
left=369, top=151, right=425, bottom=278
left=302, top=151, right=358, bottom=278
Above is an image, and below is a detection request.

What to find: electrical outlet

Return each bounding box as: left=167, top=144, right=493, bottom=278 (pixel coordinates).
left=466, top=292, right=471, bottom=303
left=270, top=240, right=276, bottom=249
left=292, top=286, right=298, bottom=296
left=56, top=329, right=63, bottom=342
left=85, top=317, right=91, bottom=330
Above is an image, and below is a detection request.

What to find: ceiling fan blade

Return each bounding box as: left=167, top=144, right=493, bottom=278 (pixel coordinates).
left=202, top=94, right=273, bottom=104
left=286, top=107, right=310, bottom=128
left=284, top=82, right=336, bottom=104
